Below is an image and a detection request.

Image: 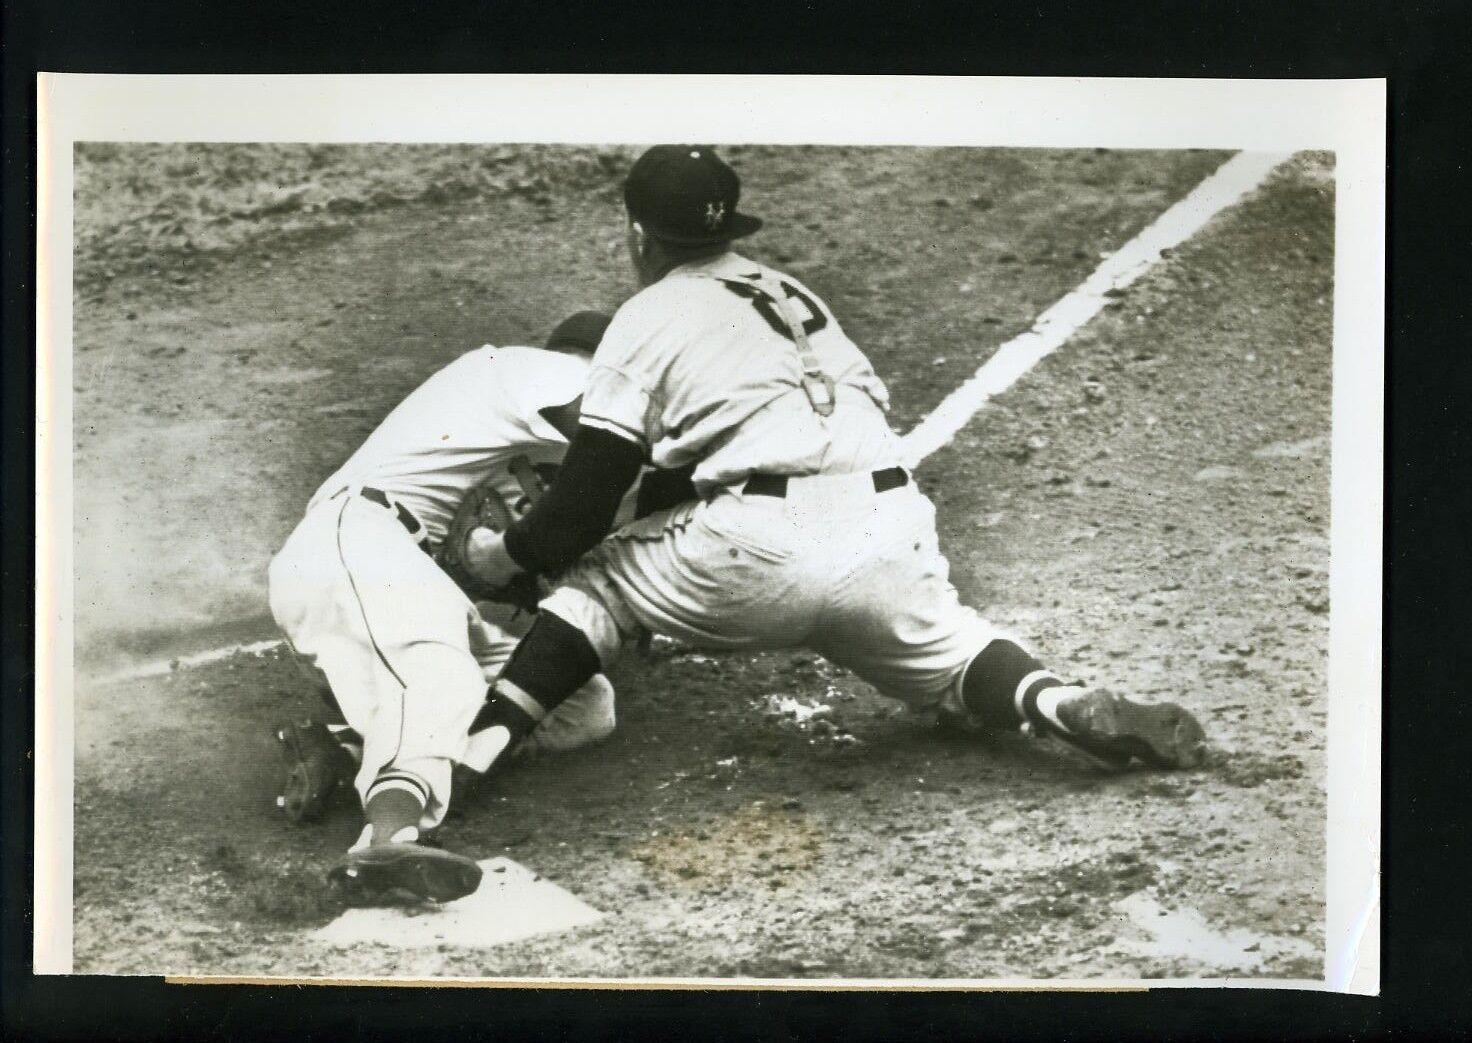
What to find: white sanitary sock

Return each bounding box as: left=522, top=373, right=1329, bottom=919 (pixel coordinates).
left=1027, top=683, right=1086, bottom=734
left=348, top=823, right=420, bottom=852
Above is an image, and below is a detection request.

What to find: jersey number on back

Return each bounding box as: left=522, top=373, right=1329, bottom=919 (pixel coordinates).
left=720, top=280, right=829, bottom=341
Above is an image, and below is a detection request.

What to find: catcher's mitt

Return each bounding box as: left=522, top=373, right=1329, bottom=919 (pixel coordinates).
left=436, top=463, right=545, bottom=610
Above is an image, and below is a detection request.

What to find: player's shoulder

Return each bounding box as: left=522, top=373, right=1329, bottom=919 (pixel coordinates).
left=606, top=253, right=768, bottom=337
left=431, top=345, right=587, bottom=414
left=612, top=274, right=721, bottom=329
left=599, top=287, right=684, bottom=363
left=442, top=345, right=588, bottom=428
left=455, top=343, right=588, bottom=378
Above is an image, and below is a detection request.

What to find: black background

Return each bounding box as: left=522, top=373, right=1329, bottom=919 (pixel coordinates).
left=4, top=0, right=1468, bottom=1038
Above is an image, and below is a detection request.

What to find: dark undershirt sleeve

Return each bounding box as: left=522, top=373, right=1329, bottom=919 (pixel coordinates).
left=634, top=462, right=699, bottom=520
left=503, top=424, right=646, bottom=575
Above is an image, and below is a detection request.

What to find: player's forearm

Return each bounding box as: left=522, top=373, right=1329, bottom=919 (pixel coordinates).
left=502, top=424, right=645, bottom=574
left=634, top=462, right=699, bottom=519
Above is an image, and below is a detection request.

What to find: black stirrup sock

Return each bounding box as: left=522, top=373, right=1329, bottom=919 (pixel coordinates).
left=960, top=639, right=1065, bottom=730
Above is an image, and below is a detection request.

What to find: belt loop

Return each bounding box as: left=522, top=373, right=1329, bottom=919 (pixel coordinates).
left=360, top=487, right=430, bottom=551
left=742, top=474, right=789, bottom=498
left=871, top=467, right=909, bottom=494
left=396, top=501, right=424, bottom=537
left=743, top=468, right=908, bottom=499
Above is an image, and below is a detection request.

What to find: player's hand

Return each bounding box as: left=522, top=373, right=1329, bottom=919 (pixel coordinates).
left=435, top=479, right=542, bottom=607
left=463, top=527, right=523, bottom=589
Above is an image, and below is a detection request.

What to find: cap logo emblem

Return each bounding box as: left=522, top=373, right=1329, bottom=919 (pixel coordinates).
left=703, top=201, right=726, bottom=230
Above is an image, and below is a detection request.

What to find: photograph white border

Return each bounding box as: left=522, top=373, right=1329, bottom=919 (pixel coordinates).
left=35, top=74, right=1384, bottom=993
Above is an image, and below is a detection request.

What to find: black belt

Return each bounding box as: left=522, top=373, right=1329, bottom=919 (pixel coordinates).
left=743, top=466, right=909, bottom=499
left=360, top=487, right=428, bottom=545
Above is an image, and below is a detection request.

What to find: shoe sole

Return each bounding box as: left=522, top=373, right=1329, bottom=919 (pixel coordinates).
left=328, top=843, right=483, bottom=905
left=1064, top=693, right=1208, bottom=770
left=275, top=723, right=354, bottom=824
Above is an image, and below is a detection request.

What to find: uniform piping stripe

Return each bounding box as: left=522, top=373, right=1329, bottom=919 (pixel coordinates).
left=494, top=680, right=549, bottom=723
left=334, top=496, right=410, bottom=761
left=368, top=771, right=431, bottom=806
left=1013, top=669, right=1065, bottom=722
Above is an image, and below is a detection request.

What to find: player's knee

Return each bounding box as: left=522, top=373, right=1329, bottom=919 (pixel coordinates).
left=398, top=642, right=487, bottom=701
left=539, top=586, right=625, bottom=666
left=580, top=674, right=617, bottom=736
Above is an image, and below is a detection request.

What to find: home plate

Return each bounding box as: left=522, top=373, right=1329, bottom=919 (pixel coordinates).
left=311, top=857, right=603, bottom=949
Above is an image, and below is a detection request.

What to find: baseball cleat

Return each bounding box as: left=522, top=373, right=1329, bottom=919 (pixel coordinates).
left=1021, top=686, right=1207, bottom=771
left=327, top=842, right=483, bottom=905
left=274, top=720, right=357, bottom=824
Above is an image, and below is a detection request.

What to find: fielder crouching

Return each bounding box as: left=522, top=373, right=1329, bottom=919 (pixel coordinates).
left=450, top=147, right=1209, bottom=884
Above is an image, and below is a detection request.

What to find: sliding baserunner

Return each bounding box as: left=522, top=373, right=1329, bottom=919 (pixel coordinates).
left=269, top=313, right=623, bottom=904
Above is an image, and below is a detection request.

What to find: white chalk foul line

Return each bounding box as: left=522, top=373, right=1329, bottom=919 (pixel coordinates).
left=91, top=151, right=1287, bottom=688
left=900, top=150, right=1291, bottom=467
left=90, top=638, right=286, bottom=686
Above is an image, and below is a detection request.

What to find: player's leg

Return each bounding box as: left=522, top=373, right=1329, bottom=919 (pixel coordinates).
left=270, top=642, right=363, bottom=824
left=268, top=510, right=378, bottom=823
left=570, top=495, right=812, bottom=652
left=465, top=496, right=811, bottom=774
left=335, top=499, right=491, bottom=815
left=466, top=604, right=617, bottom=760
left=812, top=486, right=1206, bottom=771
left=271, top=502, right=455, bottom=829
left=279, top=496, right=486, bottom=901
left=283, top=648, right=364, bottom=756
left=513, top=674, right=617, bottom=758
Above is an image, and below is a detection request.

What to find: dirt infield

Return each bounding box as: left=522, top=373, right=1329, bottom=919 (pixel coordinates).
left=71, top=146, right=1332, bottom=978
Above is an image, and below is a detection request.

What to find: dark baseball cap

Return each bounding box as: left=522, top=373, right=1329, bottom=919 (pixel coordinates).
left=623, top=145, right=763, bottom=245
left=545, top=310, right=612, bottom=353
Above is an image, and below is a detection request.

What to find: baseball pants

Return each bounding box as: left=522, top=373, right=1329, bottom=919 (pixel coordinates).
left=541, top=469, right=1018, bottom=713
left=269, top=490, right=612, bottom=828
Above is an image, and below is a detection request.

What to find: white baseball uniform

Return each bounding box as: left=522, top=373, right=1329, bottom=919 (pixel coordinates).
left=269, top=345, right=615, bottom=828
left=541, top=252, right=1015, bottom=712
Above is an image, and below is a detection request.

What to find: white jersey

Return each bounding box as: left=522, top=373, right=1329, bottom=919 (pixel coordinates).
left=580, top=251, right=905, bottom=492
left=308, top=346, right=587, bottom=544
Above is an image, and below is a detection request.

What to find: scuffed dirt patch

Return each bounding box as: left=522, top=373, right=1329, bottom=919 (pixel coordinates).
left=1210, top=750, right=1308, bottom=789
left=629, top=804, right=826, bottom=891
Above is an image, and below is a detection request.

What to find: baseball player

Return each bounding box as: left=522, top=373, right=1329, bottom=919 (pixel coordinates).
left=268, top=312, right=628, bottom=905
left=440, top=146, right=1208, bottom=890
